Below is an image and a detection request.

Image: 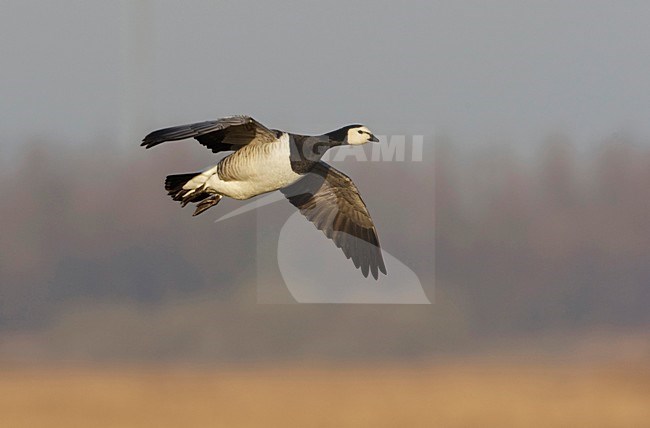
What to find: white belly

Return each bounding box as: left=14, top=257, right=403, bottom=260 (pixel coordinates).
left=205, top=135, right=302, bottom=200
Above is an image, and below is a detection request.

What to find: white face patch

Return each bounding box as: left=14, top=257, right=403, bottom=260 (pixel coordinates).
left=346, top=126, right=374, bottom=145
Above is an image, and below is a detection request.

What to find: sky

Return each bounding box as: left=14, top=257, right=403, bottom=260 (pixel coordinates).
left=2, top=0, right=650, bottom=153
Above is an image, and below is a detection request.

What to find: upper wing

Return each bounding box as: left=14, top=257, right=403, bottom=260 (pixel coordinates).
left=281, top=162, right=387, bottom=279
left=141, top=115, right=278, bottom=153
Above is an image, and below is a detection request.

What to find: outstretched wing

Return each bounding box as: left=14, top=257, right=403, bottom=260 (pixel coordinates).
left=281, top=162, right=387, bottom=279
left=141, top=115, right=278, bottom=153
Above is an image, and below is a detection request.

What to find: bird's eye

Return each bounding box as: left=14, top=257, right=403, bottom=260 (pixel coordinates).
left=358, top=130, right=363, bottom=134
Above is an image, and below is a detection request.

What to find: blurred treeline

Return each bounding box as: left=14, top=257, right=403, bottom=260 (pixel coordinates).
left=436, top=135, right=650, bottom=335
left=0, top=135, right=648, bottom=361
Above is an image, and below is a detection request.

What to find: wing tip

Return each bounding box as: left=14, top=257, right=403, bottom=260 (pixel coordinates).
left=368, top=261, right=387, bottom=280
left=364, top=267, right=385, bottom=280
left=141, top=132, right=163, bottom=149
left=368, top=248, right=387, bottom=280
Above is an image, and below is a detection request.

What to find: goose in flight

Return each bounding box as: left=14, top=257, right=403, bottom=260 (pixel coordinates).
left=142, top=115, right=386, bottom=279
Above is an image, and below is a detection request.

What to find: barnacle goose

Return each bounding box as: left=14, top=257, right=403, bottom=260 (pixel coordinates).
left=142, top=115, right=386, bottom=279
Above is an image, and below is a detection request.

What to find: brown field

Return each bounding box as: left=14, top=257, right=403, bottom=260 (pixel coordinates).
left=1, top=360, right=649, bottom=428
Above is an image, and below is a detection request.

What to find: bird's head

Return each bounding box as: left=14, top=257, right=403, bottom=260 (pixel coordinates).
left=325, top=125, right=379, bottom=145
left=345, top=125, right=379, bottom=145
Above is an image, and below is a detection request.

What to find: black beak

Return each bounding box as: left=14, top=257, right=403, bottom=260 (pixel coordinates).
left=369, top=134, right=379, bottom=143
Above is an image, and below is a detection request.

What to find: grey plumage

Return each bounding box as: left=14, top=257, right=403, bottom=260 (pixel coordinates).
left=142, top=115, right=386, bottom=279
left=141, top=115, right=278, bottom=153
left=281, top=162, right=386, bottom=279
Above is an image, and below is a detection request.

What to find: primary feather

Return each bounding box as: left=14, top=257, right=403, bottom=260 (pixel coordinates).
left=142, top=115, right=386, bottom=279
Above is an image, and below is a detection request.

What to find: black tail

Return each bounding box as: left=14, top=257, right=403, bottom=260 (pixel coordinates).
left=164, top=172, right=222, bottom=216
left=164, top=172, right=205, bottom=205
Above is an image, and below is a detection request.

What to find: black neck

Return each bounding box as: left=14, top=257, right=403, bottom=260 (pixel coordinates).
left=289, top=134, right=344, bottom=174
left=324, top=127, right=350, bottom=143
left=319, top=135, right=345, bottom=151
